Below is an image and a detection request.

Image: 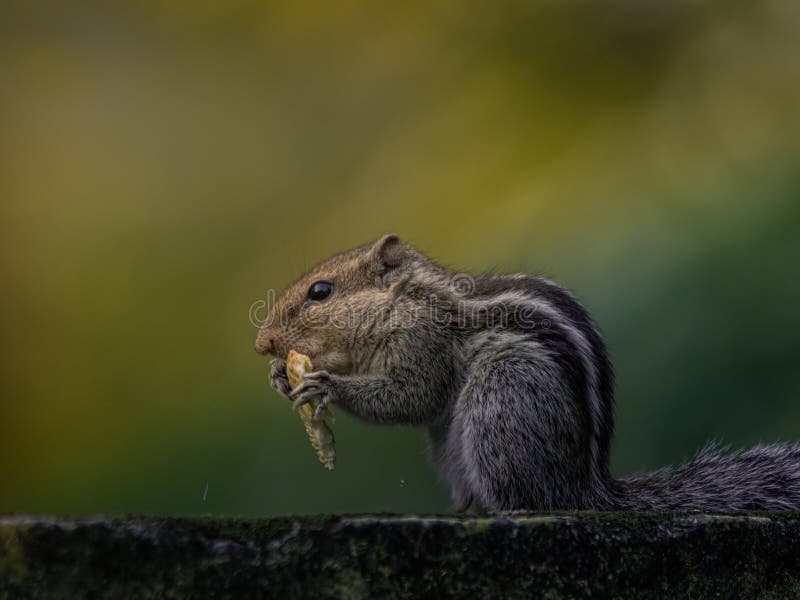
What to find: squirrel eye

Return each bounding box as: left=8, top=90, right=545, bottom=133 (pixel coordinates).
left=307, top=281, right=333, bottom=302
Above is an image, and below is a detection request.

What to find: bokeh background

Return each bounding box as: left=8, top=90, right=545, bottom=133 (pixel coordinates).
left=2, top=1, right=799, bottom=516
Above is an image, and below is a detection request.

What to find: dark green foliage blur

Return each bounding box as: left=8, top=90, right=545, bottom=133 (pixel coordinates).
left=1, top=1, right=798, bottom=515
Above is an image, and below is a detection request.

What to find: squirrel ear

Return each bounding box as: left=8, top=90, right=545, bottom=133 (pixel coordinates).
left=372, top=234, right=406, bottom=271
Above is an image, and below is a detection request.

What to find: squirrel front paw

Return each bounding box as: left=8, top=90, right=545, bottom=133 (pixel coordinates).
left=269, top=358, right=292, bottom=398
left=289, top=370, right=336, bottom=418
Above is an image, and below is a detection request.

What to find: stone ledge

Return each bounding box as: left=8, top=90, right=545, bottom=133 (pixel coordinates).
left=2, top=512, right=800, bottom=598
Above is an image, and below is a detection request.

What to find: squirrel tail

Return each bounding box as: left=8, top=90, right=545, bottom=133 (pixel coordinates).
left=610, top=442, right=800, bottom=510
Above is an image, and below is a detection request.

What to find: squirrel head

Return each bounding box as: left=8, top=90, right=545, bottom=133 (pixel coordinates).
left=255, top=234, right=425, bottom=373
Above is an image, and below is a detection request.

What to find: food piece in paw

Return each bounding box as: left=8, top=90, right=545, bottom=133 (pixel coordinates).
left=286, top=350, right=336, bottom=470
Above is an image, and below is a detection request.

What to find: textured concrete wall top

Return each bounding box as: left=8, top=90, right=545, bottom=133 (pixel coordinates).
left=2, top=512, right=800, bottom=598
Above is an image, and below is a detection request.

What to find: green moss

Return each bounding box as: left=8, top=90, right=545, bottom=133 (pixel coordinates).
left=4, top=513, right=800, bottom=598
left=332, top=568, right=369, bottom=600
left=0, top=524, right=27, bottom=586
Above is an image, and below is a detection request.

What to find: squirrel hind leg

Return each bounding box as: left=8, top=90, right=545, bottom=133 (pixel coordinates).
left=452, top=496, right=477, bottom=514
left=457, top=356, right=595, bottom=511
left=429, top=418, right=478, bottom=514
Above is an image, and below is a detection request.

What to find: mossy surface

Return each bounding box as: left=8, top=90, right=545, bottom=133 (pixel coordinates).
left=2, top=512, right=800, bottom=598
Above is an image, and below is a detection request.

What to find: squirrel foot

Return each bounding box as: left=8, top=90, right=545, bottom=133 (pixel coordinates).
left=452, top=497, right=476, bottom=514
left=289, top=370, right=335, bottom=418
left=269, top=358, right=291, bottom=397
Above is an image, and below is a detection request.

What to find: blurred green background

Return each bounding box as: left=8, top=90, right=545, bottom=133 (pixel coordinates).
left=1, top=1, right=799, bottom=516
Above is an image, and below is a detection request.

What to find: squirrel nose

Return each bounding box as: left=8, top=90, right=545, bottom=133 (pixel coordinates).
left=255, top=336, right=275, bottom=355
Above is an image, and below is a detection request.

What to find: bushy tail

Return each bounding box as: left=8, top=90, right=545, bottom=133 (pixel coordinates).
left=612, top=442, right=800, bottom=511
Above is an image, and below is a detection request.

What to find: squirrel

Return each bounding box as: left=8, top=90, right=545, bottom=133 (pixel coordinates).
left=255, top=234, right=800, bottom=512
